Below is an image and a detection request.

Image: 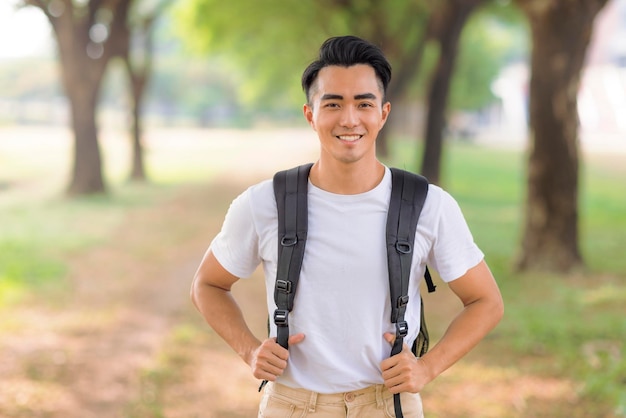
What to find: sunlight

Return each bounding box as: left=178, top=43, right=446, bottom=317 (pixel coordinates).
left=0, top=2, right=53, bottom=59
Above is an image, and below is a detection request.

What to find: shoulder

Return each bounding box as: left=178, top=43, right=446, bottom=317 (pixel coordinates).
left=426, top=183, right=456, bottom=206
left=420, top=183, right=468, bottom=225
left=223, top=178, right=275, bottom=222
left=246, top=178, right=274, bottom=203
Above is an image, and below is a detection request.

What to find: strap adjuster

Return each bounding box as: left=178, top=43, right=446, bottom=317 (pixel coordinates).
left=281, top=235, right=298, bottom=247
left=276, top=279, right=292, bottom=293
left=396, top=321, right=408, bottom=337
left=274, top=309, right=289, bottom=326
left=395, top=240, right=412, bottom=254
left=397, top=295, right=409, bottom=308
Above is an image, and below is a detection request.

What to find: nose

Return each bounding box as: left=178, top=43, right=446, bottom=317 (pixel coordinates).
left=339, top=106, right=359, bottom=128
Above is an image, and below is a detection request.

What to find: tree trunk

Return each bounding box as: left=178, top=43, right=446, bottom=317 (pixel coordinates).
left=27, top=0, right=133, bottom=196
left=54, top=19, right=109, bottom=196
left=325, top=0, right=431, bottom=161
left=515, top=0, right=608, bottom=272
left=420, top=0, right=482, bottom=184
left=124, top=15, right=159, bottom=182
left=129, top=84, right=147, bottom=181
left=380, top=13, right=432, bottom=162
left=66, top=79, right=106, bottom=194
left=124, top=55, right=148, bottom=182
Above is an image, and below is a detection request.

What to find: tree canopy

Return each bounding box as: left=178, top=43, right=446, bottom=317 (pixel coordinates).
left=174, top=0, right=517, bottom=122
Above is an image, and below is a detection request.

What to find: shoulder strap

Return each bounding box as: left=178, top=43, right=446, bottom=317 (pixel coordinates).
left=272, top=163, right=313, bottom=350
left=387, top=168, right=430, bottom=418
left=387, top=168, right=430, bottom=339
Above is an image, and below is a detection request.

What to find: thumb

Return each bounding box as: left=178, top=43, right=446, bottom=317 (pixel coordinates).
left=288, top=333, right=306, bottom=345
left=383, top=332, right=396, bottom=346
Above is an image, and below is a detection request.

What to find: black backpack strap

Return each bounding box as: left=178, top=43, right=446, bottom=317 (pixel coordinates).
left=386, top=168, right=430, bottom=418
left=259, top=163, right=312, bottom=392
left=272, top=163, right=313, bottom=350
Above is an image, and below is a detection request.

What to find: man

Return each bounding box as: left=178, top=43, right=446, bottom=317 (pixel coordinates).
left=191, top=36, right=504, bottom=417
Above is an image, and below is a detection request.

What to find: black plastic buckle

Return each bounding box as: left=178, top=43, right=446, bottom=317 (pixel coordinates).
left=276, top=279, right=292, bottom=293
left=396, top=321, right=409, bottom=337
left=281, top=235, right=298, bottom=247
left=274, top=309, right=289, bottom=326
left=397, top=295, right=409, bottom=308
left=395, top=240, right=412, bottom=254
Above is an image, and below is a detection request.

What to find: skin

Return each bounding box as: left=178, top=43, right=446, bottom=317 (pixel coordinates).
left=303, top=64, right=390, bottom=194
left=380, top=260, right=503, bottom=394
left=191, top=64, right=504, bottom=392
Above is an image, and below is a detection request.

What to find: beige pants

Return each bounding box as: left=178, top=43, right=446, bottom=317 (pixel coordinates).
left=258, top=382, right=424, bottom=418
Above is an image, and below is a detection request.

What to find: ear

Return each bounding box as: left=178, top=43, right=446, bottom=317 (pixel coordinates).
left=380, top=101, right=391, bottom=127
left=303, top=103, right=316, bottom=129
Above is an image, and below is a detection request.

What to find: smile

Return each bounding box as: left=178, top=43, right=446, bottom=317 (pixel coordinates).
left=337, top=134, right=363, bottom=142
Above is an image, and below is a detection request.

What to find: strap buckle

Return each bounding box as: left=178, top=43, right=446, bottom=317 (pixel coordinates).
left=276, top=279, right=292, bottom=294
left=396, top=321, right=409, bottom=338
left=281, top=234, right=298, bottom=247
left=274, top=309, right=289, bottom=326
left=395, top=240, right=412, bottom=254
left=397, top=295, right=409, bottom=308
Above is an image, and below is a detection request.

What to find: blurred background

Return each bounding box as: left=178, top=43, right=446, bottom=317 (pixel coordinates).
left=0, top=0, right=624, bottom=417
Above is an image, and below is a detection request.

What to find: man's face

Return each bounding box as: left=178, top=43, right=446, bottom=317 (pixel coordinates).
left=303, top=64, right=390, bottom=166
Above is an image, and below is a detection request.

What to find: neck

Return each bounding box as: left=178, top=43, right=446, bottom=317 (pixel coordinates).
left=309, top=159, right=385, bottom=195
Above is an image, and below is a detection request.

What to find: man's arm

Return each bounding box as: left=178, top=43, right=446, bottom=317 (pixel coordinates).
left=381, top=259, right=504, bottom=393
left=191, top=250, right=304, bottom=382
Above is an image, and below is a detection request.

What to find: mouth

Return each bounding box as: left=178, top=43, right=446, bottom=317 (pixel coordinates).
left=336, top=134, right=363, bottom=142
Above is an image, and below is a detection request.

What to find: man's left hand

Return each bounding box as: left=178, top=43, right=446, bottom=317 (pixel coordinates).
left=380, top=332, right=433, bottom=394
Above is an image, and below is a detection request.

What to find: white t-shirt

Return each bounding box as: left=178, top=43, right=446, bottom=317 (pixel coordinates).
left=210, top=167, right=484, bottom=393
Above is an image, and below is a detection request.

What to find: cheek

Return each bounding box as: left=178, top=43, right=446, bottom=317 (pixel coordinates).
left=311, top=112, right=332, bottom=131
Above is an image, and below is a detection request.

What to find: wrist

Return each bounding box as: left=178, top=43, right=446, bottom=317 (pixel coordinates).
left=237, top=336, right=262, bottom=366
left=416, top=355, right=437, bottom=385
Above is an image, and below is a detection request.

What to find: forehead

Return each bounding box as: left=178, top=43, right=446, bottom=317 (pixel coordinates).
left=312, top=64, right=383, bottom=99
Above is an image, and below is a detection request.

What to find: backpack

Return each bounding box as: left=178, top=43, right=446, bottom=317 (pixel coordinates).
left=265, top=163, right=436, bottom=418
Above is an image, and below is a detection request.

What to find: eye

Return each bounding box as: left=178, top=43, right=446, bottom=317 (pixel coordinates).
left=358, top=102, right=374, bottom=108
left=324, top=103, right=339, bottom=108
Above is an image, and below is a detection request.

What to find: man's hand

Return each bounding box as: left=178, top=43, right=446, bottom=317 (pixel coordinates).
left=250, top=333, right=305, bottom=381
left=380, top=332, right=433, bottom=394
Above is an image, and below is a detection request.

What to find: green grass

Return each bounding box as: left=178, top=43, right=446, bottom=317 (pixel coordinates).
left=0, top=182, right=175, bottom=306
left=124, top=323, right=204, bottom=418
left=2, top=131, right=624, bottom=415
left=390, top=138, right=626, bottom=416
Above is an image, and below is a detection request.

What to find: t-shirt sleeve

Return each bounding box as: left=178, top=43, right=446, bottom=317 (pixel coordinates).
left=427, top=188, right=484, bottom=282
left=209, top=188, right=262, bottom=278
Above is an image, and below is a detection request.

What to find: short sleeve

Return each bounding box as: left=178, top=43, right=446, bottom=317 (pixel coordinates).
left=209, top=188, right=262, bottom=278
left=426, top=189, right=484, bottom=282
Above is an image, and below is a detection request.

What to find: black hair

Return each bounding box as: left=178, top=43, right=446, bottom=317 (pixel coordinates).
left=301, top=35, right=392, bottom=104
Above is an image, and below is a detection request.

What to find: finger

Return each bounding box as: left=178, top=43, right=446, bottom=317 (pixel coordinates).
left=252, top=355, right=286, bottom=380
left=381, top=369, right=405, bottom=393
left=256, top=342, right=288, bottom=366
left=254, top=366, right=283, bottom=381
left=260, top=338, right=289, bottom=360
left=254, top=353, right=287, bottom=378
left=288, top=333, right=306, bottom=345
left=380, top=352, right=399, bottom=372
left=262, top=361, right=287, bottom=377
left=383, top=332, right=395, bottom=345
left=386, top=380, right=404, bottom=394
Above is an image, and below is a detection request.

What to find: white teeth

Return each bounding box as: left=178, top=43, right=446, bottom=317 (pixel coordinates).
left=338, top=135, right=361, bottom=142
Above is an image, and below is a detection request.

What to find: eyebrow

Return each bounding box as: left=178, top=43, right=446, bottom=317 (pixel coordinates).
left=320, top=93, right=378, bottom=101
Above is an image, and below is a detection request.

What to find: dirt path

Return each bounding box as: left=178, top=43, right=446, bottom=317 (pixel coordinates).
left=0, top=127, right=615, bottom=418
left=0, top=128, right=318, bottom=418
left=0, top=175, right=269, bottom=417
left=0, top=185, right=591, bottom=418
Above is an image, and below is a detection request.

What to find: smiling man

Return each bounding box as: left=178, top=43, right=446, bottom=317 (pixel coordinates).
left=191, top=36, right=504, bottom=418
left=303, top=64, right=389, bottom=193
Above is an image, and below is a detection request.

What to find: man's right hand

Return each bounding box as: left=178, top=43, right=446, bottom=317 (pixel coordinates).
left=249, top=333, right=305, bottom=381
